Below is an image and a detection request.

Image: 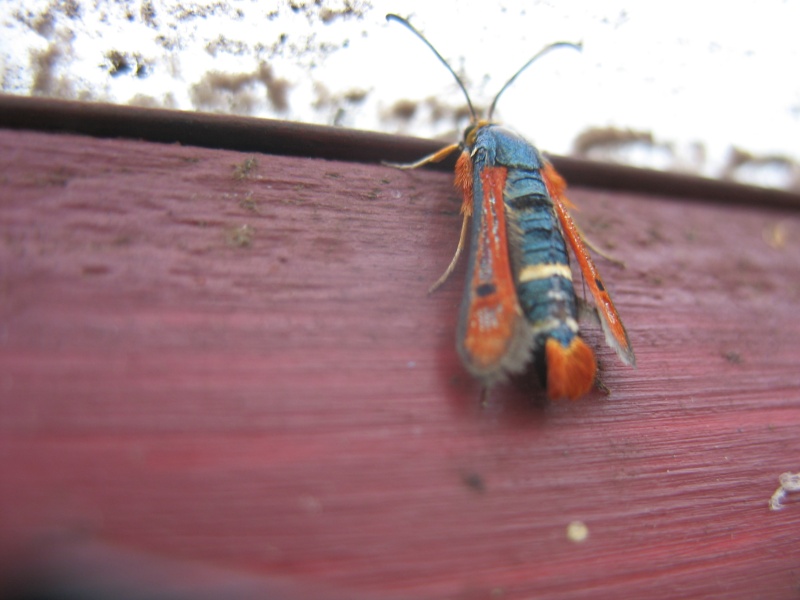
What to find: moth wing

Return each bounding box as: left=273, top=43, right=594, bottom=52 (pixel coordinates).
left=456, top=164, right=533, bottom=384
left=542, top=162, right=636, bottom=367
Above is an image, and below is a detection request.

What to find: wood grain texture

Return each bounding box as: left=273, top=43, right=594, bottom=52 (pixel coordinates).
left=1, top=127, right=799, bottom=599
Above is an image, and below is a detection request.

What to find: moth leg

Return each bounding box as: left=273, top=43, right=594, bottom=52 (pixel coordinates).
left=480, top=385, right=491, bottom=406
left=429, top=211, right=470, bottom=293
left=573, top=221, right=626, bottom=268
left=383, top=143, right=460, bottom=170
left=576, top=297, right=601, bottom=326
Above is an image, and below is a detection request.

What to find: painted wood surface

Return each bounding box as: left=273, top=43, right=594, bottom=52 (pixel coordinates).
left=1, top=127, right=799, bottom=599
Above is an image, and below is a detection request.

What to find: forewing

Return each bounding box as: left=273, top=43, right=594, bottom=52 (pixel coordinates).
left=542, top=162, right=636, bottom=367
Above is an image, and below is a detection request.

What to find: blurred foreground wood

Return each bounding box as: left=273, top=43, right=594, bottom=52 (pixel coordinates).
left=1, top=103, right=800, bottom=599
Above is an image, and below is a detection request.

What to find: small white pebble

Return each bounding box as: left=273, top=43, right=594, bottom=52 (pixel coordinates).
left=566, top=520, right=589, bottom=543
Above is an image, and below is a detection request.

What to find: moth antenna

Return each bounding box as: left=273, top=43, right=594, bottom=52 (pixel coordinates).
left=386, top=14, right=477, bottom=122
left=488, top=41, right=582, bottom=121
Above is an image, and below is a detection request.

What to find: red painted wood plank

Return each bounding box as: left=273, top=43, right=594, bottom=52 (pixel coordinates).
left=1, top=127, right=799, bottom=599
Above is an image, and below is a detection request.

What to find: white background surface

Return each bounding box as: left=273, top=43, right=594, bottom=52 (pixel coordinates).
left=2, top=0, right=799, bottom=187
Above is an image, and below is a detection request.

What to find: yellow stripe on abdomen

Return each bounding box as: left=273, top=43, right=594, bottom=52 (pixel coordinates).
left=517, top=263, right=572, bottom=283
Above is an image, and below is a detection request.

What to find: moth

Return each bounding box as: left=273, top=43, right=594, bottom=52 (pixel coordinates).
left=386, top=14, right=635, bottom=399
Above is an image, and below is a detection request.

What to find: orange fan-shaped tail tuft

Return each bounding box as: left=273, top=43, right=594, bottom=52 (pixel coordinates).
left=545, top=337, right=597, bottom=401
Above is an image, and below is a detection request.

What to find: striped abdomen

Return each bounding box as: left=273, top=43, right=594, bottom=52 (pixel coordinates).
left=505, top=166, right=597, bottom=399
left=505, top=167, right=579, bottom=349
